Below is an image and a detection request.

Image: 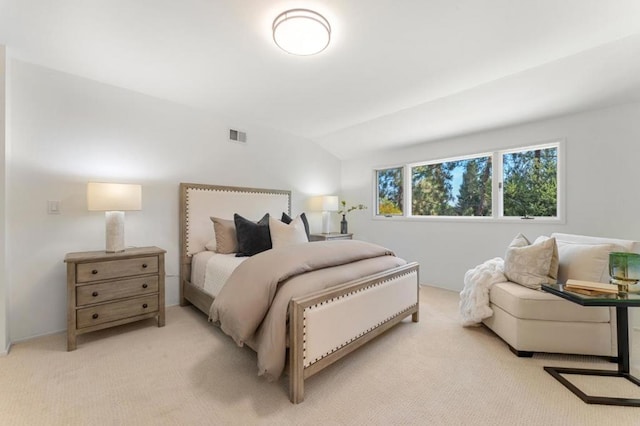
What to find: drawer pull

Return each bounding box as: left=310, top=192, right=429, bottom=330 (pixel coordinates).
left=91, top=269, right=98, bottom=275
left=92, top=313, right=99, bottom=319
left=92, top=291, right=99, bottom=297
left=142, top=283, right=148, bottom=289
left=142, top=263, right=148, bottom=269
left=142, top=303, right=148, bottom=309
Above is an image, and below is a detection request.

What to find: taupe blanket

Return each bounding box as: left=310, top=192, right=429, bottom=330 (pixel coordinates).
left=209, top=240, right=406, bottom=380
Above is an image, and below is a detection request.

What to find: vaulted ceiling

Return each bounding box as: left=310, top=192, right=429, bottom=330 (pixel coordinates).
left=2, top=0, right=640, bottom=159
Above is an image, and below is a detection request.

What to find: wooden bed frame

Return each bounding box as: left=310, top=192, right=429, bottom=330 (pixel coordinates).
left=179, top=182, right=420, bottom=403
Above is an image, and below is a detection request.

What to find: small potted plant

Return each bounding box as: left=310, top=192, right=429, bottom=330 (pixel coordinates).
left=337, top=201, right=367, bottom=234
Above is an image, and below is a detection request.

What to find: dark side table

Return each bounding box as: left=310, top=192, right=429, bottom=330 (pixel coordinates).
left=542, top=283, right=640, bottom=406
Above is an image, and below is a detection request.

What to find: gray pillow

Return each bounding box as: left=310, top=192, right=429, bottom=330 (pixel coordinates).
left=234, top=213, right=271, bottom=257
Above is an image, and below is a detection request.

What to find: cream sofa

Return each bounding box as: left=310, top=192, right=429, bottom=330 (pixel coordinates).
left=483, top=233, right=640, bottom=358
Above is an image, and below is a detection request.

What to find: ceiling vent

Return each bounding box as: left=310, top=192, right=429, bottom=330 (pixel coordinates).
left=229, top=129, right=247, bottom=143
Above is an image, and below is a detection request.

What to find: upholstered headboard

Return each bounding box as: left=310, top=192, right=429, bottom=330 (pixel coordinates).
left=180, top=183, right=291, bottom=257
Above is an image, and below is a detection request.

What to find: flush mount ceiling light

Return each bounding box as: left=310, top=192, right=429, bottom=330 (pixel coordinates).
left=272, top=9, right=331, bottom=56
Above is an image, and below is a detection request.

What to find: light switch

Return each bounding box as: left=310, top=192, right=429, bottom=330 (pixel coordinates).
left=47, top=200, right=60, bottom=215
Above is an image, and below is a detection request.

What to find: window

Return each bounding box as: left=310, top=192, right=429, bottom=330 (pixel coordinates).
left=374, top=141, right=562, bottom=221
left=411, top=155, right=492, bottom=216
left=376, top=167, right=403, bottom=215
left=501, top=145, right=558, bottom=218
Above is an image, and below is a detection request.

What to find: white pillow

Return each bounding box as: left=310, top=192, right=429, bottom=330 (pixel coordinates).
left=205, top=239, right=217, bottom=251
left=269, top=215, right=308, bottom=249
left=534, top=235, right=559, bottom=282
left=503, top=233, right=557, bottom=289
left=556, top=241, right=615, bottom=284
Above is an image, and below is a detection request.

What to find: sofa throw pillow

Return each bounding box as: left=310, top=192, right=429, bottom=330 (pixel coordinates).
left=269, top=215, right=308, bottom=249
left=534, top=235, right=559, bottom=283
left=556, top=242, right=615, bottom=284
left=210, top=217, right=238, bottom=254
left=503, top=233, right=557, bottom=289
left=281, top=212, right=310, bottom=241
left=234, top=213, right=271, bottom=257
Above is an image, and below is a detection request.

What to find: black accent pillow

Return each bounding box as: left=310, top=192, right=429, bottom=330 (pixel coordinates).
left=234, top=213, right=271, bottom=257
left=281, top=212, right=310, bottom=241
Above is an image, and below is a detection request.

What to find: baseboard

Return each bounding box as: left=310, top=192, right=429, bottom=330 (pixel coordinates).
left=0, top=341, right=11, bottom=356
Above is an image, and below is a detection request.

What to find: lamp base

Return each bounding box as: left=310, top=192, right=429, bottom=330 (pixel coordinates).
left=321, top=211, right=331, bottom=234
left=105, top=211, right=125, bottom=253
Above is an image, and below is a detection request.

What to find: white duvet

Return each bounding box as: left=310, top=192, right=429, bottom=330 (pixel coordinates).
left=191, top=251, right=247, bottom=297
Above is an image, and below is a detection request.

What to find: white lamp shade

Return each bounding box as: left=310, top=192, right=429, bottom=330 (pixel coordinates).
left=87, top=182, right=142, bottom=211
left=321, top=195, right=339, bottom=211
left=273, top=9, right=331, bottom=56
left=309, top=195, right=339, bottom=212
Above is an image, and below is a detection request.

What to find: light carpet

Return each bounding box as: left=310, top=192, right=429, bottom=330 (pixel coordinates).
left=1, top=286, right=639, bottom=425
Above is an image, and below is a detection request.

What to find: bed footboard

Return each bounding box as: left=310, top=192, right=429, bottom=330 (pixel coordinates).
left=289, top=262, right=419, bottom=403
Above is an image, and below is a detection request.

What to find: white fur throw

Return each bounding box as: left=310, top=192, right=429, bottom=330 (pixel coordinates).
left=459, top=258, right=506, bottom=327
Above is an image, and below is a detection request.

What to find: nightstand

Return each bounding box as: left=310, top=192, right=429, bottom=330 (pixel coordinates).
left=64, top=246, right=166, bottom=351
left=309, top=232, right=353, bottom=241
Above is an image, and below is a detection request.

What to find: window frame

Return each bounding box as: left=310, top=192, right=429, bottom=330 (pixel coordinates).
left=497, top=142, right=563, bottom=221
left=373, top=140, right=565, bottom=224
left=374, top=165, right=405, bottom=217
left=408, top=152, right=493, bottom=218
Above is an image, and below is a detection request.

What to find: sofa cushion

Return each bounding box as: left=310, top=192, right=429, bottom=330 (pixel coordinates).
left=489, top=282, right=610, bottom=323
left=503, top=234, right=557, bottom=289
left=556, top=242, right=613, bottom=284
left=551, top=233, right=639, bottom=253
left=551, top=233, right=640, bottom=284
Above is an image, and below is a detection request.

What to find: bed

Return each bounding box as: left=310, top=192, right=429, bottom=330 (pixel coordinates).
left=179, top=182, right=420, bottom=403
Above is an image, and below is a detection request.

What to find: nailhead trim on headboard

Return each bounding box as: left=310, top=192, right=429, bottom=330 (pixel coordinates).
left=182, top=183, right=291, bottom=257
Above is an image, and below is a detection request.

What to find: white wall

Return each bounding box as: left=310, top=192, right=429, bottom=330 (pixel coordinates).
left=7, top=59, right=341, bottom=341
left=341, top=101, right=640, bottom=291
left=8, top=57, right=640, bottom=345
left=0, top=46, right=8, bottom=354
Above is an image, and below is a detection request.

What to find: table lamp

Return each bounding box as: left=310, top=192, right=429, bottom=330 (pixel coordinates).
left=309, top=195, right=339, bottom=234
left=321, top=195, right=338, bottom=233
left=609, top=252, right=640, bottom=294
left=87, top=182, right=142, bottom=252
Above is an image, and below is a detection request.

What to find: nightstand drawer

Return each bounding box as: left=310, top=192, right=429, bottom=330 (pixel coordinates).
left=76, top=276, right=159, bottom=306
left=76, top=256, right=159, bottom=283
left=76, top=295, right=159, bottom=329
